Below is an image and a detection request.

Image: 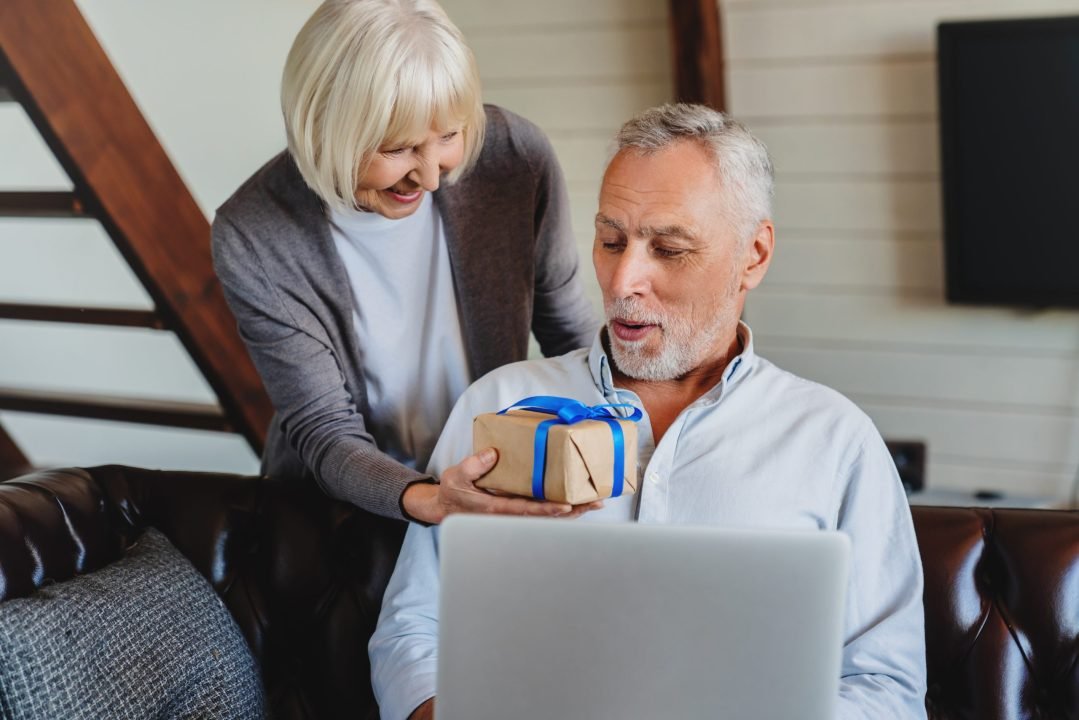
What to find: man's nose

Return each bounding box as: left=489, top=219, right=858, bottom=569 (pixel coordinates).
left=606, top=246, right=652, bottom=298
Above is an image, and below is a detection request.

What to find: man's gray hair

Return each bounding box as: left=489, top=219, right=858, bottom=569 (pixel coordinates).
left=616, top=103, right=774, bottom=240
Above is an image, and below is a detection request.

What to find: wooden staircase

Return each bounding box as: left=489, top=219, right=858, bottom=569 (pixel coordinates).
left=0, top=0, right=273, bottom=477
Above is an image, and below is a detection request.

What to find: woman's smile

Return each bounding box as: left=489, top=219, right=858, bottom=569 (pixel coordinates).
left=385, top=187, right=423, bottom=204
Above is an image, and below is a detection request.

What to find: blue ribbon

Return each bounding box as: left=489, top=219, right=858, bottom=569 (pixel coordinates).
left=497, top=396, right=643, bottom=501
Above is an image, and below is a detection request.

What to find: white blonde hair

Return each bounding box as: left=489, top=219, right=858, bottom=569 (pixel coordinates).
left=282, top=0, right=486, bottom=212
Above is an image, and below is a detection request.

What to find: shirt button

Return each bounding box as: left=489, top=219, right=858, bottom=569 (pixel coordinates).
left=648, top=472, right=660, bottom=485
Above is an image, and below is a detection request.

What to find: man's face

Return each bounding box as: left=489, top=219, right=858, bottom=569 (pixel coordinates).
left=593, top=140, right=771, bottom=381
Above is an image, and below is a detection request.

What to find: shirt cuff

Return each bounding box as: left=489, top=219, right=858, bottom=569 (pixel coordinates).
left=379, top=664, right=438, bottom=720
left=399, top=478, right=439, bottom=526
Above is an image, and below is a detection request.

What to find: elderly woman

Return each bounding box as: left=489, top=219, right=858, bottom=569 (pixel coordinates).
left=212, top=0, right=598, bottom=525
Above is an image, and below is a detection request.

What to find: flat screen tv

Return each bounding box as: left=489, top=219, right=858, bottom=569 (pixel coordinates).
left=938, top=15, right=1079, bottom=308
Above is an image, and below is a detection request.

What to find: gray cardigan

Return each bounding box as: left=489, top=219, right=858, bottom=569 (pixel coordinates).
left=212, top=106, right=599, bottom=520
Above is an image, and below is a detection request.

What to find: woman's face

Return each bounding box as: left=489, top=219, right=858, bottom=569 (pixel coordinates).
left=354, top=125, right=465, bottom=219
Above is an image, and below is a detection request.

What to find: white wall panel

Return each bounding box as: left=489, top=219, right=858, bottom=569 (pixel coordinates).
left=860, top=400, right=1079, bottom=471
left=729, top=61, right=937, bottom=119
left=726, top=0, right=1079, bottom=62
left=728, top=0, right=996, bottom=9
left=0, top=322, right=217, bottom=403
left=755, top=121, right=938, bottom=176
left=773, top=179, right=941, bottom=231
left=478, top=81, right=672, bottom=132
left=766, top=235, right=943, bottom=291
left=760, top=342, right=1079, bottom=410
left=747, top=291, right=1079, bottom=353
left=467, top=26, right=669, bottom=82
left=0, top=220, right=151, bottom=307
left=0, top=106, right=71, bottom=189
left=548, top=134, right=613, bottom=187
left=449, top=0, right=665, bottom=28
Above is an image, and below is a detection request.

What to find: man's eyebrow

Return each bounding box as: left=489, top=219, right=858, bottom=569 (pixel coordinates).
left=595, top=215, right=696, bottom=241
left=594, top=214, right=626, bottom=233
left=640, top=223, right=696, bottom=241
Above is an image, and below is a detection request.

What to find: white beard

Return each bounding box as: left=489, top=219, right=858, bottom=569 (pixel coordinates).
left=605, top=272, right=740, bottom=382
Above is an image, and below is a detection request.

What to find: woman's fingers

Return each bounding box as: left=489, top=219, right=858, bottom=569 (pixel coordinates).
left=437, top=448, right=607, bottom=519
left=468, top=494, right=603, bottom=518
left=488, top=496, right=572, bottom=516
left=562, top=501, right=605, bottom=519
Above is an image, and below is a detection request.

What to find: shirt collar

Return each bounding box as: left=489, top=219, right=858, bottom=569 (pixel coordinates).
left=587, top=321, right=757, bottom=402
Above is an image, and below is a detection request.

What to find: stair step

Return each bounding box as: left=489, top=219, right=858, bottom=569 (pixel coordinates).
left=0, top=387, right=232, bottom=432
left=0, top=303, right=164, bottom=329
left=0, top=191, right=87, bottom=217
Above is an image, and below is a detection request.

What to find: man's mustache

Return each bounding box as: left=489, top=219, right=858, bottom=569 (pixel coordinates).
left=605, top=298, right=666, bottom=328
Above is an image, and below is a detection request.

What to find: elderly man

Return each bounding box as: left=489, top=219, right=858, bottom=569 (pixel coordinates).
left=369, top=104, right=928, bottom=720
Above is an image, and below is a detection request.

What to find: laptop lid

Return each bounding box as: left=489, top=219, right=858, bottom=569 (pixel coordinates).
left=437, top=516, right=849, bottom=720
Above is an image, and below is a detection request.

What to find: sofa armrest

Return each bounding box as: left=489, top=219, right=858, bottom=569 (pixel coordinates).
left=0, top=467, right=125, bottom=601
left=912, top=506, right=1079, bottom=720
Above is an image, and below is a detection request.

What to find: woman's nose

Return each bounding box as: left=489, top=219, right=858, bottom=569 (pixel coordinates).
left=409, top=153, right=441, bottom=192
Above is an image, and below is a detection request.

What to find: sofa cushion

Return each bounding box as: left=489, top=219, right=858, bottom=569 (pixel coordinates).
left=0, top=527, right=265, bottom=719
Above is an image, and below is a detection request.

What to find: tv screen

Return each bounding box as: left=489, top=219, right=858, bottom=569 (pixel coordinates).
left=938, top=16, right=1079, bottom=307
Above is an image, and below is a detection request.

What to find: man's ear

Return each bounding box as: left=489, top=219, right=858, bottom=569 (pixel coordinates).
left=740, top=220, right=775, bottom=292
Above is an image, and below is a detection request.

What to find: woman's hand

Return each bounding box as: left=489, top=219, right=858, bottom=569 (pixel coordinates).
left=401, top=448, right=603, bottom=525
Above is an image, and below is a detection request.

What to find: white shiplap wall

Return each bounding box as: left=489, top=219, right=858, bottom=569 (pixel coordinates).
left=724, top=0, right=1079, bottom=499
left=441, top=0, right=673, bottom=308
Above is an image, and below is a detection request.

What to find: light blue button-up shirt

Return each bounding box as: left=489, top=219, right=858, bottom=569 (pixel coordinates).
left=370, top=324, right=928, bottom=720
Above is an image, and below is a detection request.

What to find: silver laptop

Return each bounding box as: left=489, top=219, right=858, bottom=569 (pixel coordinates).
left=437, top=516, right=849, bottom=720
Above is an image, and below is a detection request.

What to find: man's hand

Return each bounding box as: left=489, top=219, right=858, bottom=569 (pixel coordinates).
left=408, top=698, right=435, bottom=720
left=401, top=448, right=604, bottom=524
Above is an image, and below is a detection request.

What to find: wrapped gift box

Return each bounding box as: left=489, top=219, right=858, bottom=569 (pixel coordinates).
left=473, top=407, right=638, bottom=504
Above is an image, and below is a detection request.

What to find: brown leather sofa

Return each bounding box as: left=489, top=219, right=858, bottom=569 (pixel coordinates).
left=1, top=465, right=1076, bottom=719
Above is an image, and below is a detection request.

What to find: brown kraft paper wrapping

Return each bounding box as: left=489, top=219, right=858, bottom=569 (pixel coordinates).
left=472, top=409, right=638, bottom=504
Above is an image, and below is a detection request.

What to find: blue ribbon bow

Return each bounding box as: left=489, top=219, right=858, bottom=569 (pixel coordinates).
left=497, top=396, right=643, bottom=501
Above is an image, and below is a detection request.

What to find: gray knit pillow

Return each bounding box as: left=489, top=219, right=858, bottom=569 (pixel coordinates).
left=0, top=528, right=265, bottom=719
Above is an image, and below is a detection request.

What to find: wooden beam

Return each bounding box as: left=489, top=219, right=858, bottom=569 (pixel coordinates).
left=0, top=421, right=30, bottom=479
left=668, top=0, right=726, bottom=110
left=0, top=303, right=164, bottom=329
left=0, top=4, right=272, bottom=452
left=0, top=387, right=231, bottom=432
left=0, top=191, right=86, bottom=217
